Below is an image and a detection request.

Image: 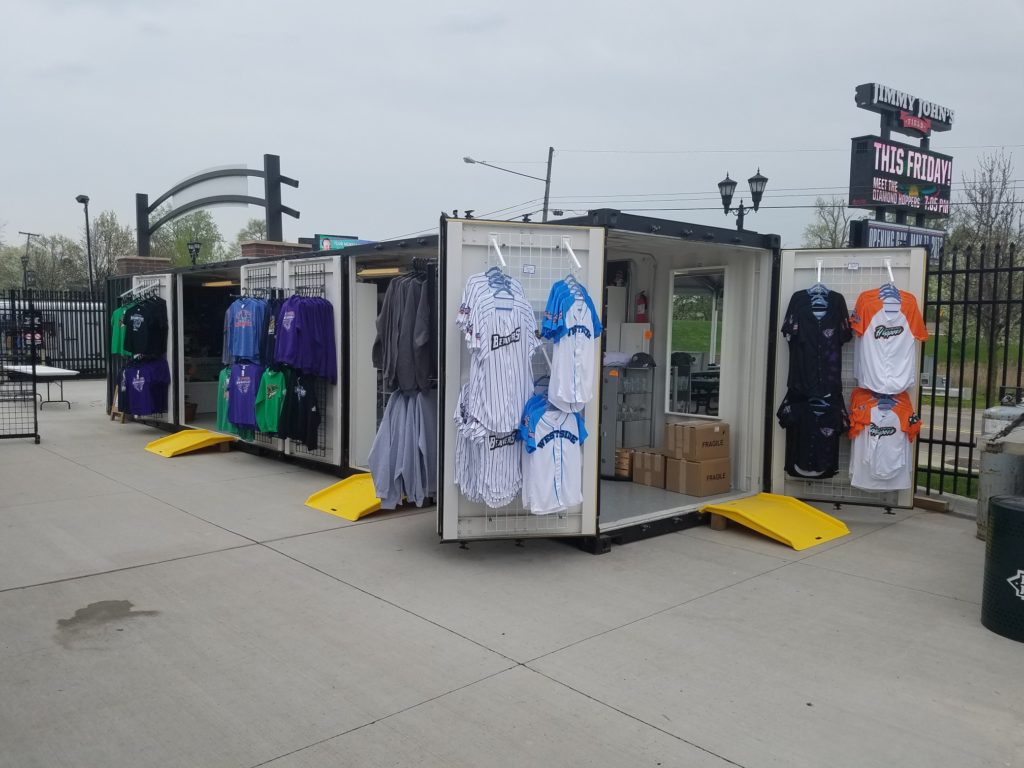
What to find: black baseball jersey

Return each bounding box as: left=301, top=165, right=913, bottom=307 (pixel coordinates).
left=781, top=290, right=852, bottom=396
left=777, top=391, right=849, bottom=479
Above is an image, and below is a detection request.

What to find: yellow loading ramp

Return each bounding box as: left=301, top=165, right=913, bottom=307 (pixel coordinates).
left=305, top=474, right=381, bottom=521
left=700, top=493, right=849, bottom=551
left=145, top=429, right=237, bottom=458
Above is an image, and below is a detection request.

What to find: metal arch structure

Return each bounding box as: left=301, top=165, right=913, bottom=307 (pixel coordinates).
left=135, top=153, right=299, bottom=257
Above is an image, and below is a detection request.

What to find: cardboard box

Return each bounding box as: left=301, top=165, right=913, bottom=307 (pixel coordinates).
left=664, top=420, right=730, bottom=461
left=683, top=457, right=731, bottom=497
left=632, top=450, right=665, bottom=488
left=665, top=458, right=687, bottom=493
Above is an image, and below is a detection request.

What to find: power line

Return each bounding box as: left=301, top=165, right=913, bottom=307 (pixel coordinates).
left=559, top=144, right=1024, bottom=156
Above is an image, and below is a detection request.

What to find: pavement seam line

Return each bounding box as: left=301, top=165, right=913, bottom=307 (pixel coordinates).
left=243, top=666, right=518, bottom=768
left=791, top=558, right=983, bottom=605
left=262, top=543, right=521, bottom=664
left=258, top=508, right=435, bottom=545
left=526, top=666, right=749, bottom=768
left=0, top=542, right=258, bottom=594
left=524, top=557, right=797, bottom=665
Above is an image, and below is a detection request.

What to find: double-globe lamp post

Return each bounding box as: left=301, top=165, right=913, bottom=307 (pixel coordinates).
left=717, top=169, right=768, bottom=231
left=75, top=195, right=95, bottom=296
left=463, top=147, right=555, bottom=222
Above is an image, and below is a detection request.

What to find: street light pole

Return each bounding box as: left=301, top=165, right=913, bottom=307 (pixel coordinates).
left=17, top=231, right=41, bottom=291
left=717, top=169, right=769, bottom=231
left=76, top=195, right=94, bottom=296
left=463, top=147, right=555, bottom=222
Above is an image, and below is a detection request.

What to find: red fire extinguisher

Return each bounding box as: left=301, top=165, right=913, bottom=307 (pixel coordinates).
left=635, top=290, right=648, bottom=323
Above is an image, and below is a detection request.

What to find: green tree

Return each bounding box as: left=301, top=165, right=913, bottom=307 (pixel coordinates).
left=801, top=197, right=863, bottom=248
left=90, top=210, right=136, bottom=283
left=223, top=217, right=267, bottom=259
left=150, top=207, right=226, bottom=266
left=33, top=235, right=86, bottom=290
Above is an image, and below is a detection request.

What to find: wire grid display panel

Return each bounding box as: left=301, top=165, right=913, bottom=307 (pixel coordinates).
left=0, top=293, right=39, bottom=439
left=442, top=222, right=603, bottom=540
left=131, top=275, right=173, bottom=423
left=241, top=263, right=283, bottom=450
left=283, top=257, right=342, bottom=464
left=772, top=249, right=924, bottom=509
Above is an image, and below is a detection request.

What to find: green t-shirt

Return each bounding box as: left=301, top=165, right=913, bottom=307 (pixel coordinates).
left=255, top=369, right=287, bottom=434
left=216, top=367, right=244, bottom=438
left=111, top=306, right=128, bottom=357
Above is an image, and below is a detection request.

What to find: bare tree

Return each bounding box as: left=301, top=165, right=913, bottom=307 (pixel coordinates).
left=801, top=197, right=861, bottom=248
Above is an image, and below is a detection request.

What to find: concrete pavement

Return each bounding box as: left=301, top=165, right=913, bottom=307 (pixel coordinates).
left=1, top=381, right=1021, bottom=768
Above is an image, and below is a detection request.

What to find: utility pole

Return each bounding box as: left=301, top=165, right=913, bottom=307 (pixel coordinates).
left=18, top=231, right=41, bottom=290
left=542, top=146, right=554, bottom=223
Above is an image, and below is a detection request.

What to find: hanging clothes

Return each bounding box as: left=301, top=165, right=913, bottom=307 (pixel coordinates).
left=850, top=287, right=928, bottom=394
left=776, top=391, right=849, bottom=479
left=227, top=362, right=264, bottom=430
left=367, top=389, right=438, bottom=510
left=542, top=277, right=603, bottom=413
left=278, top=370, right=322, bottom=449
left=519, top=394, right=587, bottom=514
left=780, top=289, right=852, bottom=396
left=122, top=296, right=168, bottom=357
left=119, top=358, right=171, bottom=416
left=372, top=273, right=434, bottom=393
left=216, top=366, right=251, bottom=440
left=255, top=368, right=287, bottom=434
left=273, top=296, right=337, bottom=382
left=223, top=297, right=269, bottom=363
left=847, top=388, right=920, bottom=490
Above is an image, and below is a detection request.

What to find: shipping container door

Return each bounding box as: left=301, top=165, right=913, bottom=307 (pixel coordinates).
left=131, top=273, right=176, bottom=425
left=240, top=260, right=286, bottom=452
left=438, top=219, right=605, bottom=541
left=281, top=255, right=344, bottom=467
left=347, top=257, right=379, bottom=470
left=771, top=247, right=927, bottom=509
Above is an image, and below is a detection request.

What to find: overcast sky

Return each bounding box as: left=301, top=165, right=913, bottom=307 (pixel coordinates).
left=2, top=0, right=1022, bottom=249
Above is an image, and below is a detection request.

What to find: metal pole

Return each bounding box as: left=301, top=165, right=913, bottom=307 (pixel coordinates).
left=83, top=200, right=95, bottom=296
left=18, top=231, right=41, bottom=291
left=542, top=146, right=554, bottom=223
left=736, top=202, right=746, bottom=231
left=136, top=193, right=151, bottom=256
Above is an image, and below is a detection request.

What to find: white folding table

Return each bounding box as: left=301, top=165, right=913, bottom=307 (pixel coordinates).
left=4, top=365, right=79, bottom=409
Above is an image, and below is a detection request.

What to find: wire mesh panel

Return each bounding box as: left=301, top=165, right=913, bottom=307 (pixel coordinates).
left=240, top=263, right=283, bottom=450
left=440, top=221, right=605, bottom=541
left=0, top=290, right=40, bottom=442
left=772, top=248, right=925, bottom=509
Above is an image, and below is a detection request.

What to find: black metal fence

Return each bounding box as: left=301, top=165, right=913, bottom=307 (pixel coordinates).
left=0, top=290, right=40, bottom=442
left=919, top=243, right=1023, bottom=497
left=0, top=289, right=106, bottom=377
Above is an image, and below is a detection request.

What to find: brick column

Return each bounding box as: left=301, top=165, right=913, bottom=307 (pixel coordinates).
left=239, top=241, right=312, bottom=260
left=115, top=256, right=173, bottom=275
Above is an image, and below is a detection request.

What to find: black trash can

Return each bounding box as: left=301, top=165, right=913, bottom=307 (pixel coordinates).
left=981, top=495, right=1024, bottom=642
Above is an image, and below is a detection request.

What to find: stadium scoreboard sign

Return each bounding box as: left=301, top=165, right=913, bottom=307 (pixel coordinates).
left=848, top=135, right=953, bottom=216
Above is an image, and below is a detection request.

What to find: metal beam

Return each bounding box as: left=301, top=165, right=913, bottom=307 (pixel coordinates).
left=148, top=168, right=265, bottom=211
left=147, top=195, right=266, bottom=234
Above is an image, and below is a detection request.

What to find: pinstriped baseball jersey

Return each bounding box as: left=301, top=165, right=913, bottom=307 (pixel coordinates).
left=457, top=272, right=527, bottom=344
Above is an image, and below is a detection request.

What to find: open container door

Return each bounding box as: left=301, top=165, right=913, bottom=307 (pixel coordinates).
left=131, top=273, right=176, bottom=425
left=771, top=247, right=927, bottom=509
left=439, top=219, right=605, bottom=542
left=281, top=254, right=344, bottom=467
left=240, top=260, right=286, bottom=453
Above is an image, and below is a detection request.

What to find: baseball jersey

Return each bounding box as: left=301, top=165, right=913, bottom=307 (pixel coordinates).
left=780, top=289, right=852, bottom=396
left=457, top=271, right=528, bottom=344
left=463, top=292, right=539, bottom=433
left=453, top=383, right=523, bottom=508
left=848, top=388, right=920, bottom=490
left=850, top=288, right=928, bottom=394
left=776, top=391, right=849, bottom=479
left=521, top=408, right=588, bottom=515
left=546, top=281, right=603, bottom=412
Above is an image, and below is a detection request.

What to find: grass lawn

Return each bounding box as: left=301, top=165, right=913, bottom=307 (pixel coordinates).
left=672, top=319, right=718, bottom=356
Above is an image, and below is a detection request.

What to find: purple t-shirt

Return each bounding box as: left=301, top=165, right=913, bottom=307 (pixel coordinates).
left=228, top=362, right=264, bottom=429
left=122, top=359, right=171, bottom=416
left=273, top=297, right=302, bottom=367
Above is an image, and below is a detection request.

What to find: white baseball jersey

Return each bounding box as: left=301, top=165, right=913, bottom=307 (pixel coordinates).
left=463, top=295, right=538, bottom=433
left=548, top=299, right=600, bottom=413
left=453, top=384, right=522, bottom=508
left=850, top=288, right=928, bottom=394
left=848, top=388, right=920, bottom=491
left=457, top=272, right=527, bottom=344
left=522, top=410, right=586, bottom=515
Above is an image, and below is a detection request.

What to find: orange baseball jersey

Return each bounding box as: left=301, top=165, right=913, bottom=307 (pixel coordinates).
left=850, top=288, right=928, bottom=394
left=848, top=388, right=920, bottom=491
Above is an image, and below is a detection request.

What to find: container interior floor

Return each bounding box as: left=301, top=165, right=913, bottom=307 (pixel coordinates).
left=598, top=479, right=739, bottom=528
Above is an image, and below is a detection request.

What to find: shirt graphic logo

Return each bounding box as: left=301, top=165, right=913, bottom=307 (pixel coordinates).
left=820, top=427, right=835, bottom=436
left=823, top=328, right=835, bottom=339
left=234, top=309, right=253, bottom=328
left=236, top=375, right=252, bottom=394
left=566, top=325, right=592, bottom=339
left=874, top=325, right=905, bottom=339
left=265, top=384, right=280, bottom=400
left=132, top=372, right=146, bottom=392
left=490, top=327, right=522, bottom=350
left=130, top=313, right=144, bottom=331
left=1008, top=569, right=1024, bottom=600
left=869, top=423, right=897, bottom=437
left=282, top=311, right=296, bottom=331
left=488, top=433, right=517, bottom=450
left=294, top=383, right=307, bottom=399
left=537, top=429, right=579, bottom=449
